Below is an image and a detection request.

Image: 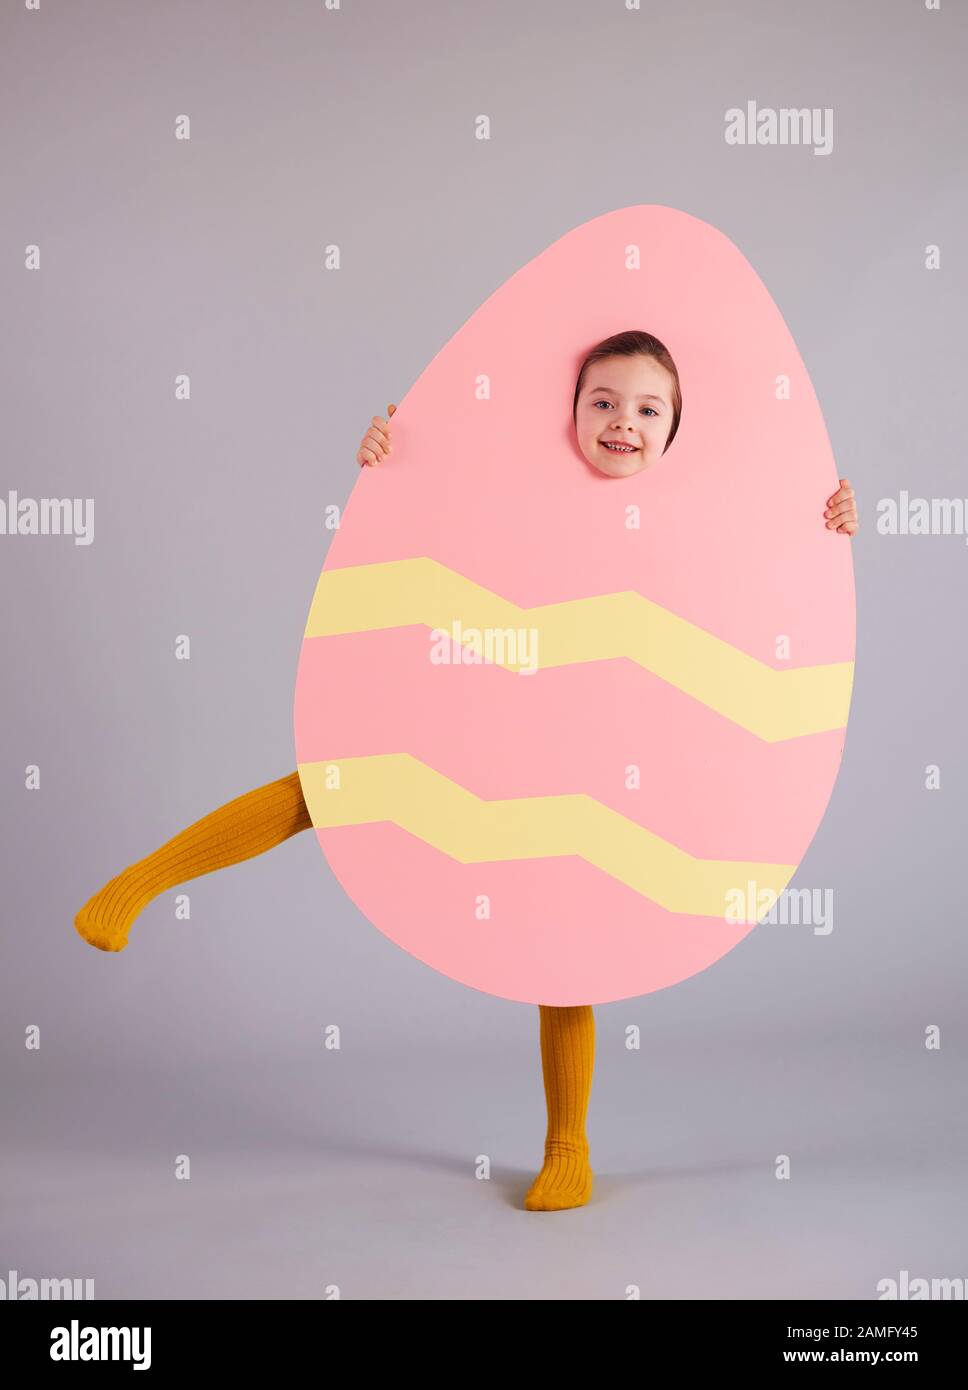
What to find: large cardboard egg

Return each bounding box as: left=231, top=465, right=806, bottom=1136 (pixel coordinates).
left=293, top=204, right=855, bottom=1006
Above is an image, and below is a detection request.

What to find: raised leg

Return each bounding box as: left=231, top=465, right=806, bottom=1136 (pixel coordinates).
left=74, top=770, right=313, bottom=952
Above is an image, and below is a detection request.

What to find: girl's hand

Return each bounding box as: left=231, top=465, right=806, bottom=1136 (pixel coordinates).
left=824, top=478, right=858, bottom=536
left=357, top=403, right=397, bottom=467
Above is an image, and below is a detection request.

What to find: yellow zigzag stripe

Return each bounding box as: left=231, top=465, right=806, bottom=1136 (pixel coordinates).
left=305, top=558, right=854, bottom=742
left=297, top=754, right=798, bottom=916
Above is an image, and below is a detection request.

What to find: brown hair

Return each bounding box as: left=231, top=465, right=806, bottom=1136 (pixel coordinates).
left=572, top=330, right=682, bottom=452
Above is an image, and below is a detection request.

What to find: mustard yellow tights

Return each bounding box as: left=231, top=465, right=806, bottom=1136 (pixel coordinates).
left=74, top=771, right=595, bottom=1210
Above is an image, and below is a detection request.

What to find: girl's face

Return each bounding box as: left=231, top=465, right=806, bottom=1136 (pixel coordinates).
left=574, top=353, right=677, bottom=478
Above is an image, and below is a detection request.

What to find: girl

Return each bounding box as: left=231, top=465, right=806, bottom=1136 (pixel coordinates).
left=74, top=330, right=858, bottom=1212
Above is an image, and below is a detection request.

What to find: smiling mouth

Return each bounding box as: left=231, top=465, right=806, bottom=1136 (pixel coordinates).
left=601, top=441, right=639, bottom=454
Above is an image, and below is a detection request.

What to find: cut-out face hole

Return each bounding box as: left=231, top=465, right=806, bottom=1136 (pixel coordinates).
left=574, top=353, right=677, bottom=478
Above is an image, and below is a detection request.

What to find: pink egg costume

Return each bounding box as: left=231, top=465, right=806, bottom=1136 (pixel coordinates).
left=293, top=204, right=856, bottom=1007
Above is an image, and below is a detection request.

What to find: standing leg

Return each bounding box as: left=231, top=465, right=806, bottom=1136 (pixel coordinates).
left=524, top=1003, right=596, bottom=1211
left=74, top=771, right=312, bottom=952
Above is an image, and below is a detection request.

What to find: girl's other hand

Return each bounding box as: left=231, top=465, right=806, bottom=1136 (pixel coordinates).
left=357, top=403, right=397, bottom=467
left=824, top=478, right=858, bottom=536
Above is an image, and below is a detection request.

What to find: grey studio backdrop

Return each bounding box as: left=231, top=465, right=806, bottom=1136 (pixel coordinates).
left=2, top=1, right=965, bottom=1302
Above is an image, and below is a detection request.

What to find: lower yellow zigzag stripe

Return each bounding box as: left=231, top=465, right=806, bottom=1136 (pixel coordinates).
left=304, top=558, right=854, bottom=742
left=297, top=754, right=798, bottom=917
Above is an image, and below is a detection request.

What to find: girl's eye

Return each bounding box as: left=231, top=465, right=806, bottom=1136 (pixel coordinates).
left=592, top=400, right=657, bottom=417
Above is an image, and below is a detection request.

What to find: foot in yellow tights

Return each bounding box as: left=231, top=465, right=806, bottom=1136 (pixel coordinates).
left=524, top=1141, right=595, bottom=1211
left=524, top=1004, right=596, bottom=1211
left=74, top=772, right=312, bottom=952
